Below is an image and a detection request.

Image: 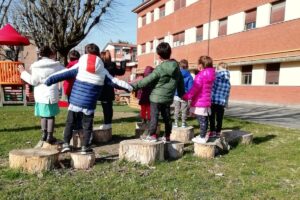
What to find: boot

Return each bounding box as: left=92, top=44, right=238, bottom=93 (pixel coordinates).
left=41, top=130, right=48, bottom=141
left=46, top=132, right=57, bottom=144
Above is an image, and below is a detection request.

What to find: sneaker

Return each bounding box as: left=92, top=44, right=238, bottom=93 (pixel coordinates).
left=99, top=124, right=112, bottom=130
left=192, top=136, right=206, bottom=144
left=160, top=136, right=170, bottom=144
left=173, top=121, right=178, bottom=128
left=208, top=131, right=216, bottom=138
left=80, top=146, right=93, bottom=155
left=181, top=122, right=187, bottom=128
left=142, top=135, right=158, bottom=142
left=61, top=143, right=71, bottom=153
left=204, top=133, right=210, bottom=143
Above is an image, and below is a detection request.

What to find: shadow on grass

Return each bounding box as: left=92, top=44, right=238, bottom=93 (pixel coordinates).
left=253, top=134, right=277, bottom=145
left=0, top=123, right=67, bottom=133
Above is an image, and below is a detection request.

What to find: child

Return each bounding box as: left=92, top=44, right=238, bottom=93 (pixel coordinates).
left=209, top=62, right=231, bottom=137
left=45, top=43, right=132, bottom=154
left=132, top=42, right=185, bottom=142
left=137, top=66, right=154, bottom=124
left=183, top=56, right=215, bottom=144
left=63, top=50, right=80, bottom=101
left=173, top=59, right=193, bottom=128
left=18, top=46, right=64, bottom=146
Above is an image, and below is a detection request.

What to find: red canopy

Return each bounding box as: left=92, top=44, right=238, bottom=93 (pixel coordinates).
left=0, top=24, right=30, bottom=46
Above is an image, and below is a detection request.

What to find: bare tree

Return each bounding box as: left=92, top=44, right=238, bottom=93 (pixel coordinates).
left=17, top=0, right=115, bottom=64
left=0, top=0, right=12, bottom=27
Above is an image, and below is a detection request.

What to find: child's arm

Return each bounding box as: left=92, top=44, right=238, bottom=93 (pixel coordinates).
left=18, top=65, right=42, bottom=86
left=131, top=70, right=160, bottom=91
left=114, top=60, right=126, bottom=76
left=177, top=71, right=185, bottom=98
left=45, top=68, right=78, bottom=86
left=183, top=75, right=202, bottom=100
left=103, top=68, right=133, bottom=92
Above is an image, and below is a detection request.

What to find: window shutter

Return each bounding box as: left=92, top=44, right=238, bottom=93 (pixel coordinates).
left=266, top=63, right=280, bottom=84
left=245, top=9, right=257, bottom=24
left=218, top=18, right=227, bottom=36
left=271, top=1, right=285, bottom=24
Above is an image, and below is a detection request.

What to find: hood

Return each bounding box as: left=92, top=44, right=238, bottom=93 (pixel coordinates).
left=144, top=66, right=154, bottom=76
left=67, top=60, right=79, bottom=68
left=181, top=69, right=191, bottom=78
left=216, top=69, right=230, bottom=81
left=201, top=67, right=215, bottom=82
left=31, top=57, right=61, bottom=69
left=159, top=60, right=178, bottom=76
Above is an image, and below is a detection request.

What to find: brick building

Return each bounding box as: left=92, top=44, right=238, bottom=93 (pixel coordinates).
left=133, top=0, right=300, bottom=106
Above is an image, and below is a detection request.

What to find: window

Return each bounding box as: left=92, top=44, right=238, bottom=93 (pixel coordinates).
left=218, top=18, right=227, bottom=36
left=196, top=26, right=203, bottom=41
left=266, top=63, right=280, bottom=85
left=141, top=44, right=146, bottom=54
left=151, top=11, right=154, bottom=22
left=174, top=0, right=186, bottom=11
left=270, top=0, right=285, bottom=24
left=241, top=65, right=252, bottom=85
left=150, top=41, right=154, bottom=52
left=173, top=32, right=185, bottom=47
left=142, top=15, right=146, bottom=26
left=159, top=5, right=165, bottom=18
left=245, top=9, right=256, bottom=30
left=158, top=37, right=164, bottom=44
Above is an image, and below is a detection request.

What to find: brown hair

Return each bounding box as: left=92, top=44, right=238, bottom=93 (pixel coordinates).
left=179, top=59, right=189, bottom=69
left=198, top=56, right=213, bottom=68
left=68, top=50, right=80, bottom=61
left=84, top=43, right=100, bottom=56
left=103, top=50, right=112, bottom=63
left=39, top=46, right=54, bottom=58
left=217, top=62, right=228, bottom=70
left=100, top=51, right=106, bottom=60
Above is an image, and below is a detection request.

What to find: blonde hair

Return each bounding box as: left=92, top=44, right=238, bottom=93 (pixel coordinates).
left=217, top=62, right=228, bottom=70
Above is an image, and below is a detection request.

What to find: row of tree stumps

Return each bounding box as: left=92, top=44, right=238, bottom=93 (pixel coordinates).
left=8, top=123, right=253, bottom=174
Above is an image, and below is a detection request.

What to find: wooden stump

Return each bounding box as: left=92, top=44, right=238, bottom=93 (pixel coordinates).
left=194, top=142, right=216, bottom=159
left=41, top=141, right=63, bottom=152
left=170, top=126, right=194, bottom=143
left=93, top=128, right=112, bottom=143
left=70, top=131, right=84, bottom=148
left=119, top=139, right=164, bottom=165
left=165, top=141, right=184, bottom=159
left=222, top=130, right=253, bottom=145
left=135, top=122, right=160, bottom=138
left=9, top=148, right=59, bottom=173
left=70, top=152, right=95, bottom=169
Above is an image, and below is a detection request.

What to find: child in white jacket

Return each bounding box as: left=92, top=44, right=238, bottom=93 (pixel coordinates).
left=18, top=46, right=64, bottom=146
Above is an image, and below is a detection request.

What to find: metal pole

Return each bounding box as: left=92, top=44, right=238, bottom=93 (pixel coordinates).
left=207, top=0, right=212, bottom=56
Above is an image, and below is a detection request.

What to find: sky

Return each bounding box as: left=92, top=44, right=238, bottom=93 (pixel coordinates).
left=80, top=0, right=142, bottom=51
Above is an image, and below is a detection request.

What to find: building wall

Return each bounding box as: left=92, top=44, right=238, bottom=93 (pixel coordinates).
left=279, top=62, right=300, bottom=86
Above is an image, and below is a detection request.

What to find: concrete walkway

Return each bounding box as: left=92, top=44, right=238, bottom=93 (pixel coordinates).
left=225, top=103, right=300, bottom=129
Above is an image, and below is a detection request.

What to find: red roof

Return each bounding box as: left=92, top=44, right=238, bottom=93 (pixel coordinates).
left=0, top=24, right=30, bottom=46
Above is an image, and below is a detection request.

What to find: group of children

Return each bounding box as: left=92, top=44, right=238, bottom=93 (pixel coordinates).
left=18, top=41, right=230, bottom=155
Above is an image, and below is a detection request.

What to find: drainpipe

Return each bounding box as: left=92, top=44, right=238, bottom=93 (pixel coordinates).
left=207, top=0, right=213, bottom=56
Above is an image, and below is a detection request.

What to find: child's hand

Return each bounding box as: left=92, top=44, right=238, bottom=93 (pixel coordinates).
left=17, top=64, right=25, bottom=73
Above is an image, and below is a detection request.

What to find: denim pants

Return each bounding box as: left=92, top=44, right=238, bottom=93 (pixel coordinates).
left=149, top=102, right=172, bottom=137
left=64, top=110, right=93, bottom=146
left=196, top=115, right=208, bottom=138
left=209, top=104, right=225, bottom=133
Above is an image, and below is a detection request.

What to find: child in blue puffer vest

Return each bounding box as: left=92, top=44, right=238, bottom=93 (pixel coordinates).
left=45, top=43, right=132, bottom=154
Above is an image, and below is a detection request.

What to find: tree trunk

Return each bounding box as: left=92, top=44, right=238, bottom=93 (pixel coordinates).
left=164, top=141, right=184, bottom=159
left=194, top=142, right=216, bottom=159
left=222, top=130, right=253, bottom=145
left=70, top=152, right=95, bottom=169
left=93, top=128, right=112, bottom=143
left=40, top=141, right=63, bottom=151
left=119, top=139, right=164, bottom=165
left=170, top=126, right=194, bottom=143
left=9, top=148, right=59, bottom=173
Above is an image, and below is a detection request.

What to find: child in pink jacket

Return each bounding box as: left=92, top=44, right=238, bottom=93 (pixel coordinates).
left=183, top=56, right=215, bottom=143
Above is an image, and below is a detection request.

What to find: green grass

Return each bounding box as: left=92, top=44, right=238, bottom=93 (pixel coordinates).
left=0, top=105, right=299, bottom=200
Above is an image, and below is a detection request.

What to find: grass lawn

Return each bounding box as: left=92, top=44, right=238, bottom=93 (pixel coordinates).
left=0, top=105, right=299, bottom=200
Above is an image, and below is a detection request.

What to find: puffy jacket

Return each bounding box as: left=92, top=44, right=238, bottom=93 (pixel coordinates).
left=45, top=54, right=132, bottom=110
left=98, top=61, right=126, bottom=102
left=137, top=66, right=154, bottom=105
left=63, top=60, right=78, bottom=97
left=21, top=57, right=64, bottom=104
left=183, top=67, right=215, bottom=107
left=132, top=60, right=185, bottom=105
left=175, top=68, right=193, bottom=96
left=211, top=69, right=231, bottom=106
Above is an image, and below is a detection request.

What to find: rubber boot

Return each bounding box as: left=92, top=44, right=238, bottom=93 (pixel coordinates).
left=46, top=132, right=57, bottom=144
left=41, top=130, right=47, bottom=141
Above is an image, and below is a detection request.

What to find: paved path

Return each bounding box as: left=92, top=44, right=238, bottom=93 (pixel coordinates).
left=225, top=103, right=300, bottom=129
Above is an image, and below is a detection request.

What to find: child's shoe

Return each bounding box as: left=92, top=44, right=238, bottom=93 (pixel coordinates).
left=142, top=134, right=158, bottom=142
left=46, top=132, right=57, bottom=144
left=80, top=146, right=93, bottom=155
left=173, top=121, right=178, bottom=128
left=61, top=143, right=71, bottom=153
left=181, top=122, right=187, bottom=128
left=41, top=130, right=47, bottom=141
left=208, top=131, right=216, bottom=138
left=192, top=136, right=206, bottom=144
left=99, top=124, right=112, bottom=130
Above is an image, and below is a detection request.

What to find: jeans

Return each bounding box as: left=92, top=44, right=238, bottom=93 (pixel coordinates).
left=149, top=102, right=172, bottom=137
left=174, top=99, right=188, bottom=123
left=196, top=115, right=208, bottom=137
left=101, top=101, right=113, bottom=124
left=209, top=104, right=225, bottom=133
left=64, top=110, right=93, bottom=147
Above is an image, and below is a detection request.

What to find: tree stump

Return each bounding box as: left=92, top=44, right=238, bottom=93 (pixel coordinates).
left=70, top=152, right=95, bottom=170
left=135, top=122, right=160, bottom=138
left=222, top=130, right=253, bottom=145
left=165, top=141, right=184, bottom=159
left=41, top=140, right=63, bottom=152
left=194, top=142, right=216, bottom=159
left=119, top=139, right=164, bottom=165
left=70, top=131, right=84, bottom=148
left=93, top=128, right=112, bottom=143
left=170, top=126, right=194, bottom=143
left=9, top=148, right=59, bottom=173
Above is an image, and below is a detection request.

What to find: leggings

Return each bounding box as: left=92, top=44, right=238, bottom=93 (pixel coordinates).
left=41, top=117, right=55, bottom=133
